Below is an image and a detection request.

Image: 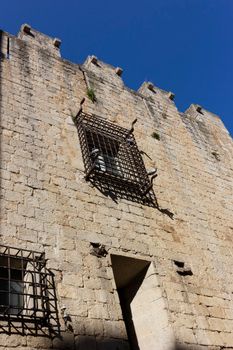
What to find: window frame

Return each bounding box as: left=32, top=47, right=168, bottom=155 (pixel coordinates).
left=0, top=245, right=60, bottom=337
left=75, top=112, right=154, bottom=198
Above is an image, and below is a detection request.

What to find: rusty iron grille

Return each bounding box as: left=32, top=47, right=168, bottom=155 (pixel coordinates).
left=75, top=112, right=157, bottom=206
left=0, top=245, right=60, bottom=337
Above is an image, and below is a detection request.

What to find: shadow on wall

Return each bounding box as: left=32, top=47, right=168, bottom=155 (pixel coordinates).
left=54, top=337, right=209, bottom=350
left=174, top=344, right=209, bottom=350
left=91, top=178, right=174, bottom=220
left=0, top=30, right=3, bottom=213
left=55, top=335, right=130, bottom=350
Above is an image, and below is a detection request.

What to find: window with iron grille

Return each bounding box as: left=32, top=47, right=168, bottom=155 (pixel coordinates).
left=0, top=245, right=60, bottom=337
left=75, top=112, right=157, bottom=206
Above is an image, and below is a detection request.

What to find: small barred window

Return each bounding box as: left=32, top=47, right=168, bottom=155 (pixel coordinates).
left=75, top=112, right=157, bottom=206
left=0, top=245, right=60, bottom=337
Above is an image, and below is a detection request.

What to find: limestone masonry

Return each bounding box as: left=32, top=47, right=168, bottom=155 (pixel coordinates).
left=0, top=24, right=233, bottom=350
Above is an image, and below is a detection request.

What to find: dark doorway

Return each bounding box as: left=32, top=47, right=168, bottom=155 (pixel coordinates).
left=111, top=255, right=151, bottom=350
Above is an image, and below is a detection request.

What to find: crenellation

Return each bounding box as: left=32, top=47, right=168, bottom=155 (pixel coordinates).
left=18, top=23, right=61, bottom=57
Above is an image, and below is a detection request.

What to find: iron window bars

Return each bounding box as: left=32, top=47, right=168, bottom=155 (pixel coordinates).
left=0, top=245, right=60, bottom=337
left=75, top=111, right=157, bottom=206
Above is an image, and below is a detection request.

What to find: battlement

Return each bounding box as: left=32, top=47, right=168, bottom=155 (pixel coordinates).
left=0, top=24, right=230, bottom=135
left=18, top=23, right=61, bottom=56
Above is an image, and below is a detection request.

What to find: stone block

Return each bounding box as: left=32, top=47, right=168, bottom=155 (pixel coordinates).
left=1, top=24, right=233, bottom=350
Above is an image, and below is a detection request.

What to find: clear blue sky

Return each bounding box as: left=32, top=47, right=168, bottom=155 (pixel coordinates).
left=1, top=0, right=233, bottom=135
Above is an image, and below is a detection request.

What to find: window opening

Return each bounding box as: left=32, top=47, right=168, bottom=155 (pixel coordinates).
left=0, top=245, right=60, bottom=337
left=74, top=111, right=157, bottom=206
left=0, top=256, right=24, bottom=315
left=87, top=131, right=123, bottom=177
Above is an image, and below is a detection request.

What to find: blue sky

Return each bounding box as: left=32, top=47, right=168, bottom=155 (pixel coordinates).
left=0, top=0, right=233, bottom=135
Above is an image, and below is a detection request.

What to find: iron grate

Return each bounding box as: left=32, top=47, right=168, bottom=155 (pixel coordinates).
left=0, top=244, right=60, bottom=337
left=75, top=112, right=157, bottom=206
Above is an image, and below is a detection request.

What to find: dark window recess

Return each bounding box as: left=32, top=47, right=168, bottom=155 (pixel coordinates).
left=0, top=245, right=60, bottom=337
left=75, top=112, right=157, bottom=206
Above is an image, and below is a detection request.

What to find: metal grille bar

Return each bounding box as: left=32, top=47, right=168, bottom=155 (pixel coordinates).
left=0, top=245, right=60, bottom=337
left=75, top=112, right=157, bottom=206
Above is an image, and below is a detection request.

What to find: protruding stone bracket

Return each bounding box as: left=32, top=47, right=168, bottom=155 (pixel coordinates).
left=173, top=260, right=193, bottom=276
left=195, top=105, right=203, bottom=113
left=89, top=55, right=98, bottom=65
left=90, top=243, right=108, bottom=258
left=22, top=23, right=31, bottom=34
left=147, top=82, right=155, bottom=92
left=115, top=67, right=123, bottom=76
left=168, top=92, right=175, bottom=101
left=53, top=38, right=61, bottom=48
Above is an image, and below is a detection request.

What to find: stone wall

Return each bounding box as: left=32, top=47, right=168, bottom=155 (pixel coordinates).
left=0, top=24, right=233, bottom=349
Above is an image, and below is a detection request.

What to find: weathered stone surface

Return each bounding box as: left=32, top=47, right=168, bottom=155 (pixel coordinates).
left=0, top=24, right=233, bottom=349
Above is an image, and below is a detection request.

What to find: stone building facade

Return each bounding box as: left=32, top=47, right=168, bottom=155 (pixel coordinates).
left=0, top=24, right=233, bottom=350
